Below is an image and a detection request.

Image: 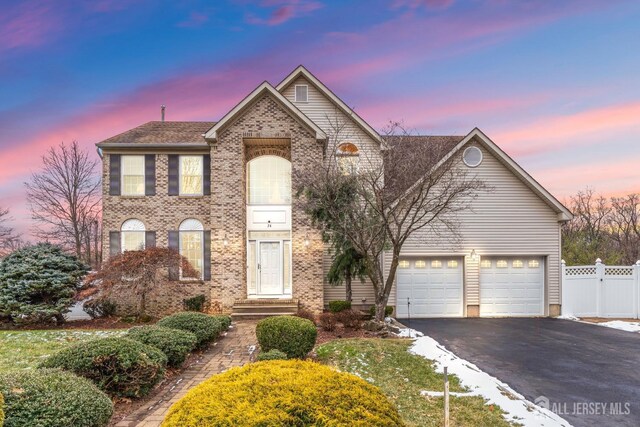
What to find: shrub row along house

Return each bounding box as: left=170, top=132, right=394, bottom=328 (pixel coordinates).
left=97, top=66, right=572, bottom=317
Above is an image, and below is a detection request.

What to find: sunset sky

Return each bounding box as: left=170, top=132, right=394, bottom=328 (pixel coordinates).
left=1, top=0, right=640, bottom=237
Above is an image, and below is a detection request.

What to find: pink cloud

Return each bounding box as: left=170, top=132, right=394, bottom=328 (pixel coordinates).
left=245, top=0, right=323, bottom=26
left=0, top=1, right=60, bottom=51
left=492, top=101, right=640, bottom=157
left=178, top=12, right=210, bottom=28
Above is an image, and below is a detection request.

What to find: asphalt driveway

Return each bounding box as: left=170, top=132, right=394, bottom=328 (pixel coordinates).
left=402, top=318, right=640, bottom=427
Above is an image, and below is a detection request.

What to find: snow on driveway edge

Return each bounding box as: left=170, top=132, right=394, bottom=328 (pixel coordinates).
left=400, top=328, right=572, bottom=427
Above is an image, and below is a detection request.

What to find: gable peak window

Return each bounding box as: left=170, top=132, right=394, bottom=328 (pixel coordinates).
left=179, top=219, right=204, bottom=279
left=180, top=155, right=203, bottom=196
left=121, top=155, right=145, bottom=196
left=121, top=219, right=145, bottom=252
left=294, top=84, right=308, bottom=103
left=336, top=142, right=359, bottom=175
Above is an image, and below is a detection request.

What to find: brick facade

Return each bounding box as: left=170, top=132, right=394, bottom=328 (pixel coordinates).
left=101, top=93, right=325, bottom=316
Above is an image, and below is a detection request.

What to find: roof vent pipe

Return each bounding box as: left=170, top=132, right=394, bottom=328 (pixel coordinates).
left=161, top=105, right=166, bottom=122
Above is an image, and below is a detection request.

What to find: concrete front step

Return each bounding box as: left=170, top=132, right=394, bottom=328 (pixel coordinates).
left=232, top=298, right=299, bottom=318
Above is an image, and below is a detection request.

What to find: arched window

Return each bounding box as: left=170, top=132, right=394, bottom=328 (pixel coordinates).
left=336, top=142, right=359, bottom=175
left=247, top=155, right=291, bottom=205
left=179, top=219, right=204, bottom=279
left=121, top=219, right=145, bottom=252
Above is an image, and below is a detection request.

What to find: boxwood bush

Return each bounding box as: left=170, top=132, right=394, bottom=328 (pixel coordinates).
left=162, top=360, right=403, bottom=426
left=256, top=316, right=317, bottom=359
left=0, top=369, right=113, bottom=427
left=40, top=337, right=167, bottom=397
left=126, top=325, right=198, bottom=367
left=328, top=300, right=351, bottom=313
left=157, top=313, right=230, bottom=348
left=256, top=349, right=288, bottom=361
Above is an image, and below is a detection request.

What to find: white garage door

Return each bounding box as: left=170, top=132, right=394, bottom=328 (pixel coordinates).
left=480, top=257, right=544, bottom=316
left=396, top=258, right=463, bottom=318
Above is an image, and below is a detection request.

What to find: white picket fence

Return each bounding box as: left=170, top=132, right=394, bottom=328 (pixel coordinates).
left=562, top=259, right=640, bottom=319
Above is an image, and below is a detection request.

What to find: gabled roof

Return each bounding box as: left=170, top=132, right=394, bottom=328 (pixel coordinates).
left=97, top=121, right=214, bottom=147
left=276, top=65, right=383, bottom=145
left=451, top=128, right=573, bottom=221
left=204, top=81, right=326, bottom=141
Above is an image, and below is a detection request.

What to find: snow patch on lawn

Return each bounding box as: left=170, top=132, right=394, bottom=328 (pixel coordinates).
left=556, top=314, right=580, bottom=321
left=402, top=328, right=572, bottom=427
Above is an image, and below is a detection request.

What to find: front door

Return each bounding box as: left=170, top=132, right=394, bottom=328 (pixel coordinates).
left=259, top=241, right=282, bottom=295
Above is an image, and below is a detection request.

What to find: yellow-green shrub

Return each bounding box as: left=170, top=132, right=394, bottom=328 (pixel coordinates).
left=0, top=391, right=4, bottom=427
left=162, top=360, right=404, bottom=427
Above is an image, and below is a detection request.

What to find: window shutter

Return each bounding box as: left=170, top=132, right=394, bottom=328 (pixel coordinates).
left=203, top=231, right=211, bottom=280
left=168, top=230, right=179, bottom=280
left=109, top=231, right=121, bottom=257
left=168, top=155, right=179, bottom=196
left=145, top=231, right=156, bottom=248
left=145, top=155, right=156, bottom=196
left=203, top=154, right=211, bottom=196
left=109, top=155, right=121, bottom=196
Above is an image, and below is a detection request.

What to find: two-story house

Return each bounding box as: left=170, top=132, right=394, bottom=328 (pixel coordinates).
left=97, top=66, right=572, bottom=318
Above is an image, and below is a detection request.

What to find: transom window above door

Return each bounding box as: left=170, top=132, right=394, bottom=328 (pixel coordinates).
left=180, top=155, right=203, bottom=195
left=247, top=156, right=291, bottom=205
left=121, top=155, right=145, bottom=196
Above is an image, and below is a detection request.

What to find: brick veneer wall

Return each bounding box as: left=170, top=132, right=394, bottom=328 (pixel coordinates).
left=101, top=92, right=325, bottom=315
left=101, top=152, right=213, bottom=316
left=212, top=94, right=324, bottom=313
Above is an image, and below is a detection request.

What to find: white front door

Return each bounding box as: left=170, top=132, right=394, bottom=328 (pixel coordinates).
left=259, top=241, right=282, bottom=295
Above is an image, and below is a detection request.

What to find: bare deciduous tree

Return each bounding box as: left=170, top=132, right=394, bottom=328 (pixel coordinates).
left=0, top=207, right=18, bottom=257
left=607, top=194, right=640, bottom=264
left=25, top=141, right=101, bottom=266
left=296, top=120, right=487, bottom=321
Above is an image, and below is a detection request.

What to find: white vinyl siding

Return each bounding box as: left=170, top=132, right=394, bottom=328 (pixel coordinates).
left=381, top=143, right=562, bottom=310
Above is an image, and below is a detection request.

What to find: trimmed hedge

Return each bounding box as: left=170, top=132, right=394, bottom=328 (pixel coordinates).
left=328, top=300, right=351, bottom=313
left=157, top=313, right=230, bottom=348
left=256, top=349, right=288, bottom=361
left=0, top=369, right=112, bottom=427
left=369, top=305, right=394, bottom=317
left=183, top=295, right=206, bottom=312
left=161, top=360, right=404, bottom=426
left=126, top=326, right=198, bottom=367
left=40, top=337, right=167, bottom=397
left=256, top=316, right=317, bottom=359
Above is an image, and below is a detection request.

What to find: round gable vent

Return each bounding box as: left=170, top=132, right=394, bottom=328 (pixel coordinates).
left=463, top=146, right=483, bottom=168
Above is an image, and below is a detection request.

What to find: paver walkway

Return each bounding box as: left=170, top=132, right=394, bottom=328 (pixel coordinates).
left=114, top=320, right=258, bottom=427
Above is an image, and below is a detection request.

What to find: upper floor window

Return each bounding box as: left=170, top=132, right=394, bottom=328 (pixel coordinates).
left=336, top=142, right=359, bottom=175
left=295, top=85, right=308, bottom=102
left=180, top=155, right=203, bottom=196
left=121, top=219, right=145, bottom=252
left=121, top=155, right=145, bottom=196
left=247, top=156, right=291, bottom=205
left=179, top=219, right=204, bottom=279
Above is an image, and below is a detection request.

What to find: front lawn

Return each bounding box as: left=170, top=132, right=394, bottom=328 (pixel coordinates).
left=317, top=339, right=513, bottom=427
left=0, top=329, right=125, bottom=373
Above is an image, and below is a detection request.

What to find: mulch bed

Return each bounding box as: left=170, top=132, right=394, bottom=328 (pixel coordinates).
left=316, top=325, right=378, bottom=345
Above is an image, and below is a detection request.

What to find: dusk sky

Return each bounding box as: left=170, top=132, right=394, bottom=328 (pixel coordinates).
left=1, top=0, right=640, bottom=237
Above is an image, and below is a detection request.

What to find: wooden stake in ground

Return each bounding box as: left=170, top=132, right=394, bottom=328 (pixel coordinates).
left=444, top=366, right=450, bottom=427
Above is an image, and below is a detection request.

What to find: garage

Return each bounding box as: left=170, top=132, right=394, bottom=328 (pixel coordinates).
left=480, top=257, right=544, bottom=316
left=396, top=257, right=463, bottom=318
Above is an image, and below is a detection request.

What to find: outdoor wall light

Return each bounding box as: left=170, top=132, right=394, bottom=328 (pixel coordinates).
left=303, top=233, right=310, bottom=247
left=470, top=249, right=479, bottom=261
left=223, top=233, right=229, bottom=246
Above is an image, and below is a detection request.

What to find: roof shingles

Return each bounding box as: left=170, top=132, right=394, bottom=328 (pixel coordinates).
left=97, top=121, right=215, bottom=145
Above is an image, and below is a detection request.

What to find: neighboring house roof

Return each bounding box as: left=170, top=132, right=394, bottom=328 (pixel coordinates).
left=204, top=81, right=326, bottom=141
left=276, top=65, right=384, bottom=145
left=96, top=121, right=214, bottom=148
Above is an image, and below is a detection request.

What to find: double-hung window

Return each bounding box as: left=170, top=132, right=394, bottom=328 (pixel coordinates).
left=180, top=155, right=203, bottom=196
left=121, top=155, right=145, bottom=196
left=179, top=219, right=204, bottom=279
